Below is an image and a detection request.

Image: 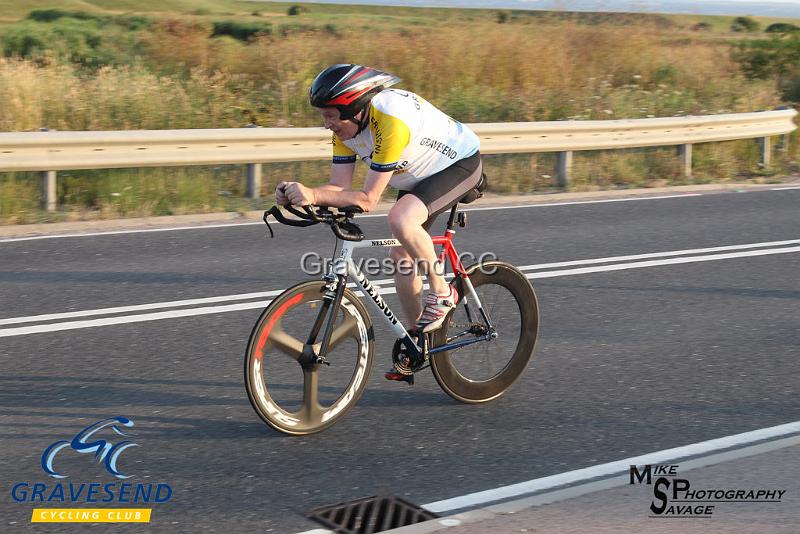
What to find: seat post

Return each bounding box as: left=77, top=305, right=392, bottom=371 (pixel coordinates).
left=445, top=204, right=460, bottom=231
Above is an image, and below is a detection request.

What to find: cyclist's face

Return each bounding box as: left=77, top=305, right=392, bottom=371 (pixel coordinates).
left=317, top=107, right=359, bottom=140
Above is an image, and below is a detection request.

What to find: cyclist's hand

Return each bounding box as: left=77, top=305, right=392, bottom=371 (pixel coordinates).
left=283, top=182, right=316, bottom=206
left=275, top=182, right=290, bottom=206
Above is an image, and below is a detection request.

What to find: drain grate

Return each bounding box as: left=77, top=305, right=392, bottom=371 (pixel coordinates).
left=307, top=494, right=439, bottom=533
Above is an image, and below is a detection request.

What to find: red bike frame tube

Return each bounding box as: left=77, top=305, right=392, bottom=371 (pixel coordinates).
left=431, top=230, right=467, bottom=278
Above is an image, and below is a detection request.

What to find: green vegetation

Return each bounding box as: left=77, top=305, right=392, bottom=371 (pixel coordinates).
left=731, top=16, right=759, bottom=33
left=736, top=31, right=800, bottom=101
left=212, top=20, right=272, bottom=40
left=0, top=1, right=797, bottom=223
left=766, top=23, right=799, bottom=34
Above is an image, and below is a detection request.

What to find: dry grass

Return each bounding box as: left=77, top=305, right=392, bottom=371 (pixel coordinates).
left=0, top=14, right=793, bottom=222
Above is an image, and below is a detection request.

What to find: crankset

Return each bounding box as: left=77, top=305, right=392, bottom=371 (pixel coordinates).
left=387, top=332, right=430, bottom=384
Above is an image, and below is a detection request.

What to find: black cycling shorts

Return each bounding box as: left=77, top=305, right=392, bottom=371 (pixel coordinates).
left=396, top=151, right=482, bottom=230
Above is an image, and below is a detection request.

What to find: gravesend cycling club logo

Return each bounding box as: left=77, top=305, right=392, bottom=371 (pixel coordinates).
left=42, top=416, right=138, bottom=479
left=10, top=416, right=173, bottom=524
left=630, top=464, right=786, bottom=517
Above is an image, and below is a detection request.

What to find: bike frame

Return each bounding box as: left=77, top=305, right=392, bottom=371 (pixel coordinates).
left=309, top=208, right=496, bottom=363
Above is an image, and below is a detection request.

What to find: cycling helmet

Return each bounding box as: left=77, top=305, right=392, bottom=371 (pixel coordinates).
left=309, top=64, right=401, bottom=121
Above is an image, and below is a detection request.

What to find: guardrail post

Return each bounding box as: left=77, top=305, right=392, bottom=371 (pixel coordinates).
left=246, top=163, right=262, bottom=199
left=244, top=124, right=263, bottom=199
left=41, top=170, right=57, bottom=212
left=556, top=151, right=573, bottom=188
left=778, top=133, right=790, bottom=154
left=678, top=144, right=693, bottom=178
left=37, top=129, right=58, bottom=212
left=759, top=136, right=772, bottom=167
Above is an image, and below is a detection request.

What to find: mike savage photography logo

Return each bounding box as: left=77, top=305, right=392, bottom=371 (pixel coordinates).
left=629, top=464, right=786, bottom=518
left=10, top=416, right=173, bottom=524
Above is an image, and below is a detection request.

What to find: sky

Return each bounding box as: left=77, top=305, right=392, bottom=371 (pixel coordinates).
left=257, top=0, right=800, bottom=17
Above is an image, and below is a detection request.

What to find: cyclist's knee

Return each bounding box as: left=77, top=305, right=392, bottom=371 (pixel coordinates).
left=387, top=207, right=408, bottom=235
left=388, top=199, right=427, bottom=237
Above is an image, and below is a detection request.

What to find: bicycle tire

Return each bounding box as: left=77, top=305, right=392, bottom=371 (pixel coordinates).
left=430, top=261, right=539, bottom=403
left=244, top=281, right=374, bottom=435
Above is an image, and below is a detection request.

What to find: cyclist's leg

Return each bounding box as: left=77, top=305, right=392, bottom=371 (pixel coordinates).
left=391, top=153, right=483, bottom=329
left=388, top=196, right=449, bottom=297
left=388, top=244, right=423, bottom=329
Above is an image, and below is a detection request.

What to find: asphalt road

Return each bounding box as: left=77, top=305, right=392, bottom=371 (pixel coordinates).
left=1, top=188, right=798, bottom=532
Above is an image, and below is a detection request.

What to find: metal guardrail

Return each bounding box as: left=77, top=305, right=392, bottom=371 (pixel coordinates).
left=0, top=109, right=795, bottom=211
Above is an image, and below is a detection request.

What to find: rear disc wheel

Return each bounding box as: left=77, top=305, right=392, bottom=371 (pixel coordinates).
left=430, top=262, right=539, bottom=403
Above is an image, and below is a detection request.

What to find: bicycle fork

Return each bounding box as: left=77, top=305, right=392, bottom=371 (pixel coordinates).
left=297, top=273, right=347, bottom=369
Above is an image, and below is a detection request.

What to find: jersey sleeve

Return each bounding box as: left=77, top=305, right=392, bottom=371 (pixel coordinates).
left=369, top=106, right=411, bottom=172
left=332, top=134, right=356, bottom=164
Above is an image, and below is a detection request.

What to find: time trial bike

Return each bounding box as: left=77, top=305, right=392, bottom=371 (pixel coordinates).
left=245, top=198, right=539, bottom=435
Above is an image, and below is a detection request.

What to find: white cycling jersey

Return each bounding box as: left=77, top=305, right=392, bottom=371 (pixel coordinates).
left=332, top=89, right=480, bottom=190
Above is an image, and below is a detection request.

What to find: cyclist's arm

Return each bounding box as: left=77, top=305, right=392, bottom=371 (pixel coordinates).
left=317, top=162, right=355, bottom=192
left=309, top=135, right=361, bottom=198
left=311, top=169, right=392, bottom=212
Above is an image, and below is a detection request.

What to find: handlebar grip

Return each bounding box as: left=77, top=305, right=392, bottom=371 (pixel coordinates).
left=265, top=206, right=317, bottom=227
left=332, top=221, right=366, bottom=242
left=285, top=205, right=315, bottom=221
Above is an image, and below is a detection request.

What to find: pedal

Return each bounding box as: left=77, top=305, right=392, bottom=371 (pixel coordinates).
left=384, top=369, right=414, bottom=385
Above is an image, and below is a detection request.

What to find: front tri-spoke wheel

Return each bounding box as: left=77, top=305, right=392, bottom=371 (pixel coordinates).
left=244, top=281, right=374, bottom=435
left=430, top=262, right=539, bottom=403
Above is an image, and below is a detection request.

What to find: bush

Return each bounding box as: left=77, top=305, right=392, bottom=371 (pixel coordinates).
left=27, top=9, right=103, bottom=23
left=736, top=34, right=800, bottom=77
left=1, top=19, right=116, bottom=67
left=766, top=23, right=799, bottom=34
left=114, top=15, right=151, bottom=31
left=287, top=5, right=307, bottom=16
left=2, top=11, right=151, bottom=68
left=731, top=16, right=759, bottom=33
left=211, top=21, right=271, bottom=41
left=735, top=33, right=800, bottom=101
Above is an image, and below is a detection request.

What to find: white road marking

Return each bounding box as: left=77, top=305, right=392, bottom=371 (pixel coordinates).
left=0, top=301, right=273, bottom=337
left=1, top=240, right=794, bottom=327
left=0, top=241, right=797, bottom=337
left=526, top=246, right=800, bottom=279
left=459, top=193, right=703, bottom=213
left=517, top=239, right=800, bottom=271
left=0, top=289, right=287, bottom=326
left=0, top=222, right=261, bottom=243
left=0, top=280, right=397, bottom=327
left=422, top=420, right=800, bottom=513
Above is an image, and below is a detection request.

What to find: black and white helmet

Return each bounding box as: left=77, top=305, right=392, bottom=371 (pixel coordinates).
left=309, top=64, right=401, bottom=120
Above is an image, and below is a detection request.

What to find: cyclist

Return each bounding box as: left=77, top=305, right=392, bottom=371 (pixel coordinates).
left=276, top=64, right=483, bottom=370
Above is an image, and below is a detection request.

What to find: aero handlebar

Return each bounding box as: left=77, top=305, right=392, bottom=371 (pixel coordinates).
left=263, top=205, right=366, bottom=242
